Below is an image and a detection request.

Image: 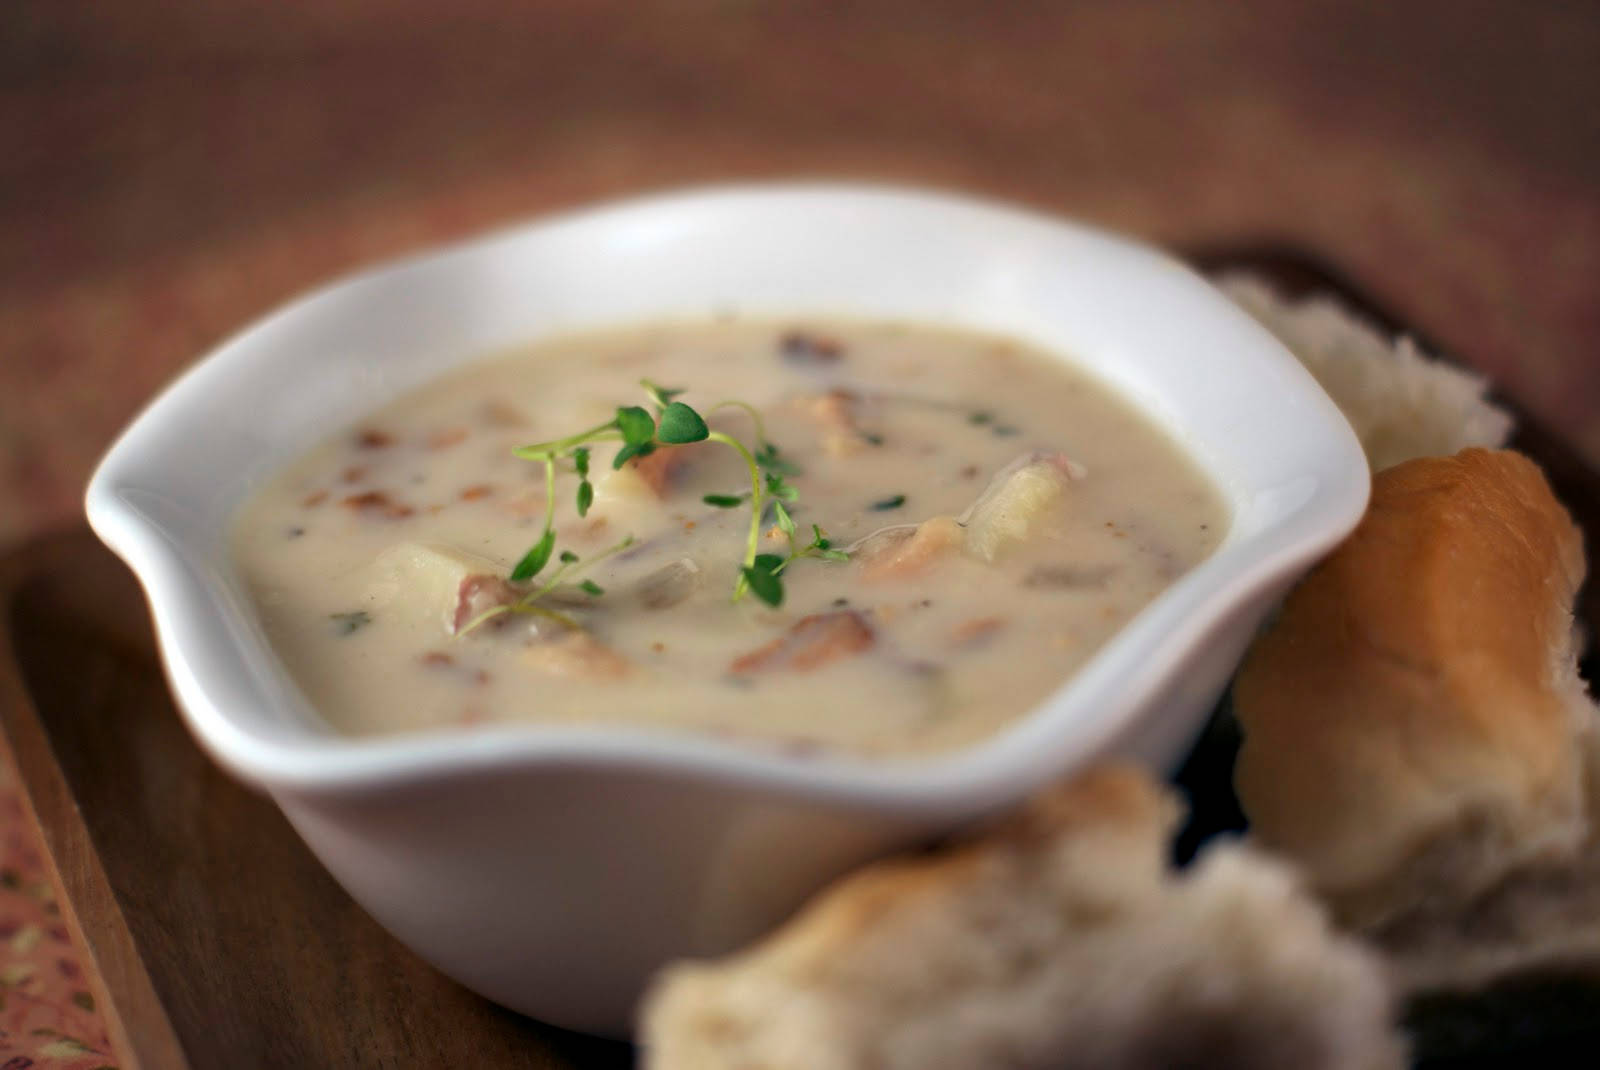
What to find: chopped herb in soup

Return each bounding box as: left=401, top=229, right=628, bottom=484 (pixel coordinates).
left=231, top=321, right=1227, bottom=756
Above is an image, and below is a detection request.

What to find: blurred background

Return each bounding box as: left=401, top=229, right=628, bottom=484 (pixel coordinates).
left=0, top=0, right=1595, bottom=1063
left=3, top=0, right=1598, bottom=548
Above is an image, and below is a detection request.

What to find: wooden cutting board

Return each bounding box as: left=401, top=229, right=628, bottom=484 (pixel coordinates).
left=3, top=252, right=1597, bottom=1069
left=0, top=546, right=636, bottom=1070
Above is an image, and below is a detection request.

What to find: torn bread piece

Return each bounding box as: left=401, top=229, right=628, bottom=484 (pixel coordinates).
left=640, top=765, right=1405, bottom=1070
left=1234, top=448, right=1600, bottom=993
left=1218, top=274, right=1512, bottom=471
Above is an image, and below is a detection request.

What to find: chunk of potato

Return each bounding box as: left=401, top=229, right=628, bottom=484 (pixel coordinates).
left=366, top=542, right=508, bottom=632
left=592, top=442, right=704, bottom=506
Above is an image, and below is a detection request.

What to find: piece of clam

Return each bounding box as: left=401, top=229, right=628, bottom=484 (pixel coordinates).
left=636, top=557, right=703, bottom=610
left=959, top=451, right=1084, bottom=563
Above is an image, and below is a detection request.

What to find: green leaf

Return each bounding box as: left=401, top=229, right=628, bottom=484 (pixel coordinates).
left=703, top=493, right=746, bottom=508
left=765, top=472, right=799, bottom=501
left=755, top=441, right=801, bottom=476
left=510, top=529, right=556, bottom=581
left=575, top=480, right=594, bottom=517
left=572, top=446, right=590, bottom=477
left=641, top=379, right=686, bottom=408
left=615, top=405, right=657, bottom=446
left=612, top=440, right=657, bottom=469
left=743, top=573, right=783, bottom=608
left=968, top=410, right=994, bottom=425
left=773, top=500, right=795, bottom=537
left=579, top=579, right=605, bottom=597
left=870, top=494, right=907, bottom=511
left=656, top=401, right=710, bottom=444
left=799, top=523, right=850, bottom=563
left=330, top=610, right=371, bottom=636
left=559, top=549, right=579, bottom=564
left=741, top=555, right=786, bottom=607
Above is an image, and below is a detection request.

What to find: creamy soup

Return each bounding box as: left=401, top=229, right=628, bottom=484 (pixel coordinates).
left=232, top=321, right=1227, bottom=756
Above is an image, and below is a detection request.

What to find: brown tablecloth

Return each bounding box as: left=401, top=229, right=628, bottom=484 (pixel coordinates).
left=1, top=2, right=1596, bottom=1063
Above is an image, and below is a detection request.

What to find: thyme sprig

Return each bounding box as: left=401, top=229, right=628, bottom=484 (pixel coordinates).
left=503, top=381, right=847, bottom=610
left=458, top=534, right=635, bottom=636
left=740, top=521, right=850, bottom=606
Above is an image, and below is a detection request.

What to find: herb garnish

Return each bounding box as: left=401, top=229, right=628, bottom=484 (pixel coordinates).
left=573, top=447, right=593, bottom=517
left=753, top=440, right=801, bottom=477
left=739, top=522, right=849, bottom=609
left=331, top=610, right=372, bottom=635
left=870, top=494, right=907, bottom=511
left=509, top=530, right=555, bottom=582
left=458, top=533, right=636, bottom=635
left=502, top=381, right=849, bottom=613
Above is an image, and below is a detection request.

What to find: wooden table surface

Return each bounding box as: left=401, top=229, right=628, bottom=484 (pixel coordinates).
left=0, top=2, right=1596, bottom=1066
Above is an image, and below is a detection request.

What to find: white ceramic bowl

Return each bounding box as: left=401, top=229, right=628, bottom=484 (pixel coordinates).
left=86, top=183, right=1368, bottom=1036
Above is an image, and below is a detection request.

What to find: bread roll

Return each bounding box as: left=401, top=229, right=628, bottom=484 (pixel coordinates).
left=1219, top=274, right=1513, bottom=471
left=1234, top=448, right=1599, bottom=991
left=640, top=766, right=1404, bottom=1070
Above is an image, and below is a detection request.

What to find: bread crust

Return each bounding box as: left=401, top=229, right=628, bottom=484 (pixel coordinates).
left=640, top=766, right=1404, bottom=1070
left=1235, top=449, right=1589, bottom=930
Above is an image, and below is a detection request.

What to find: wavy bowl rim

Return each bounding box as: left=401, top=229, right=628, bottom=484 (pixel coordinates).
left=85, top=181, right=1369, bottom=816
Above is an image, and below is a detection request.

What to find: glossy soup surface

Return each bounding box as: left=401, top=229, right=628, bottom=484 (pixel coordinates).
left=232, top=321, right=1227, bottom=757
